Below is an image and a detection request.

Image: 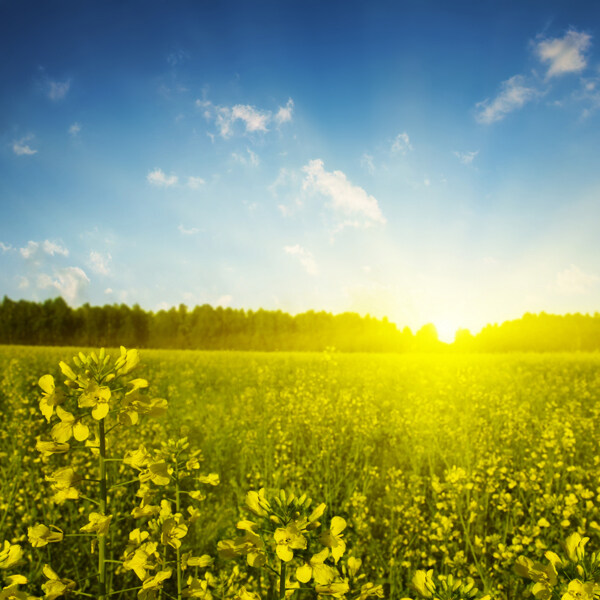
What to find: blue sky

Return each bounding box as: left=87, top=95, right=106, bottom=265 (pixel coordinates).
left=1, top=0, right=600, bottom=341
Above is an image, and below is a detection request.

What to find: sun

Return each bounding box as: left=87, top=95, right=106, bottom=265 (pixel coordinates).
left=432, top=317, right=467, bottom=344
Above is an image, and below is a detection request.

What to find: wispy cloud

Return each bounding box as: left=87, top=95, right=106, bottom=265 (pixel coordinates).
left=275, top=98, right=294, bottom=125
left=178, top=225, right=200, bottom=235
left=167, top=48, right=190, bottom=66
left=302, top=159, right=386, bottom=227
left=20, top=241, right=39, bottom=259
left=42, top=240, right=69, bottom=256
left=391, top=132, right=413, bottom=154
left=13, top=135, right=38, bottom=156
left=535, top=29, right=592, bottom=79
left=89, top=251, right=111, bottom=275
left=453, top=150, right=479, bottom=165
left=284, top=244, right=318, bottom=275
left=361, top=153, right=375, bottom=174
left=69, top=122, right=81, bottom=137
left=554, top=264, right=599, bottom=295
left=0, top=242, right=12, bottom=252
left=187, top=176, right=205, bottom=189
left=37, top=267, right=90, bottom=305
left=48, top=79, right=71, bottom=101
left=475, top=75, right=540, bottom=124
left=20, top=239, right=68, bottom=259
left=197, top=97, right=293, bottom=138
left=147, top=168, right=178, bottom=186
left=232, top=148, right=260, bottom=166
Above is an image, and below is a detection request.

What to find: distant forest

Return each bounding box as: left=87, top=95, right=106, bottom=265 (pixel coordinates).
left=1, top=296, right=600, bottom=352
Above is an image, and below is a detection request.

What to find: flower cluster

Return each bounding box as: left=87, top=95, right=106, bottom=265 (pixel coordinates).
left=219, top=488, right=383, bottom=599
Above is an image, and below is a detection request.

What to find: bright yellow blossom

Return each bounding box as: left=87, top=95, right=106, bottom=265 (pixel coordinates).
left=319, top=516, right=346, bottom=563
left=27, top=524, right=63, bottom=548
left=0, top=543, right=22, bottom=570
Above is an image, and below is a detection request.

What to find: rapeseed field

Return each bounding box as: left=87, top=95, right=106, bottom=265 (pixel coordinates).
left=1, top=345, right=600, bottom=599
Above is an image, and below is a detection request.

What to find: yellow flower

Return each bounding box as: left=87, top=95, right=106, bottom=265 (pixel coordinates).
left=78, top=380, right=111, bottom=420
left=319, top=516, right=346, bottom=563
left=198, top=473, right=219, bottom=486
left=565, top=533, right=589, bottom=563
left=38, top=375, right=65, bottom=422
left=139, top=461, right=171, bottom=486
left=41, top=565, right=75, bottom=600
left=356, top=583, right=385, bottom=600
left=296, top=548, right=331, bottom=584
left=182, top=575, right=212, bottom=599
left=80, top=512, right=113, bottom=536
left=314, top=581, right=349, bottom=598
left=123, top=542, right=158, bottom=581
left=27, top=524, right=63, bottom=548
left=561, top=579, right=597, bottom=600
left=182, top=554, right=213, bottom=569
left=274, top=522, right=307, bottom=562
left=115, top=347, right=140, bottom=375
left=138, top=569, right=172, bottom=600
left=50, top=406, right=90, bottom=443
left=46, top=467, right=81, bottom=503
left=161, top=515, right=188, bottom=550
left=412, top=570, right=435, bottom=598
left=124, top=445, right=151, bottom=470
left=35, top=440, right=69, bottom=457
left=347, top=556, right=362, bottom=578
left=0, top=574, right=32, bottom=600
left=0, top=542, right=23, bottom=570
left=246, top=488, right=270, bottom=517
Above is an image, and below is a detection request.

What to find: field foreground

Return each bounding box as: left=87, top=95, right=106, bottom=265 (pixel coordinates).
left=2, top=346, right=600, bottom=599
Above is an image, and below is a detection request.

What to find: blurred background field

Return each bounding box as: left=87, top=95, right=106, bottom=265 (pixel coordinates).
left=2, top=345, right=600, bottom=598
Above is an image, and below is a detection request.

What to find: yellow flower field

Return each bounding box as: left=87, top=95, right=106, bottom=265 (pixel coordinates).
left=1, top=345, right=600, bottom=599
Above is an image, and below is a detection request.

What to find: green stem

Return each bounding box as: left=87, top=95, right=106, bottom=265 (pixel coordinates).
left=279, top=562, right=286, bottom=600
left=175, top=467, right=182, bottom=600
left=98, top=419, right=108, bottom=600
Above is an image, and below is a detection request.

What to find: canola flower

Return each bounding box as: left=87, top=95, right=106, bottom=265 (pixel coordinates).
left=218, top=488, right=383, bottom=600
left=4, top=348, right=600, bottom=598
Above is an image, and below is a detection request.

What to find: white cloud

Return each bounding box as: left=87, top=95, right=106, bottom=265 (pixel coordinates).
left=69, top=122, right=81, bottom=137
left=89, top=251, right=111, bottom=275
left=20, top=241, right=39, bottom=259
left=0, top=242, right=12, bottom=252
left=475, top=75, right=540, bottom=124
left=17, top=276, right=29, bottom=289
left=187, top=176, right=205, bottom=189
left=104, top=288, right=113, bottom=294
left=38, top=267, right=90, bottom=305
left=43, top=240, right=69, bottom=256
left=178, top=225, right=200, bottom=235
left=48, top=79, right=71, bottom=101
left=275, top=98, right=294, bottom=125
left=13, top=135, right=38, bottom=156
left=147, top=168, right=178, bottom=186
left=423, top=178, right=431, bottom=187
left=391, top=132, right=413, bottom=154
left=361, top=153, right=375, bottom=174
left=284, top=244, right=318, bottom=275
left=554, top=264, right=599, bottom=295
left=20, top=239, right=68, bottom=259
left=453, top=150, right=479, bottom=165
left=232, top=148, right=260, bottom=166
left=198, top=97, right=293, bottom=138
left=302, top=159, right=386, bottom=226
left=535, top=29, right=592, bottom=79
left=216, top=294, right=233, bottom=307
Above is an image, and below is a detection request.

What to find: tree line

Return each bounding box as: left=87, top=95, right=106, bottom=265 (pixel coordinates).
left=0, top=296, right=599, bottom=352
